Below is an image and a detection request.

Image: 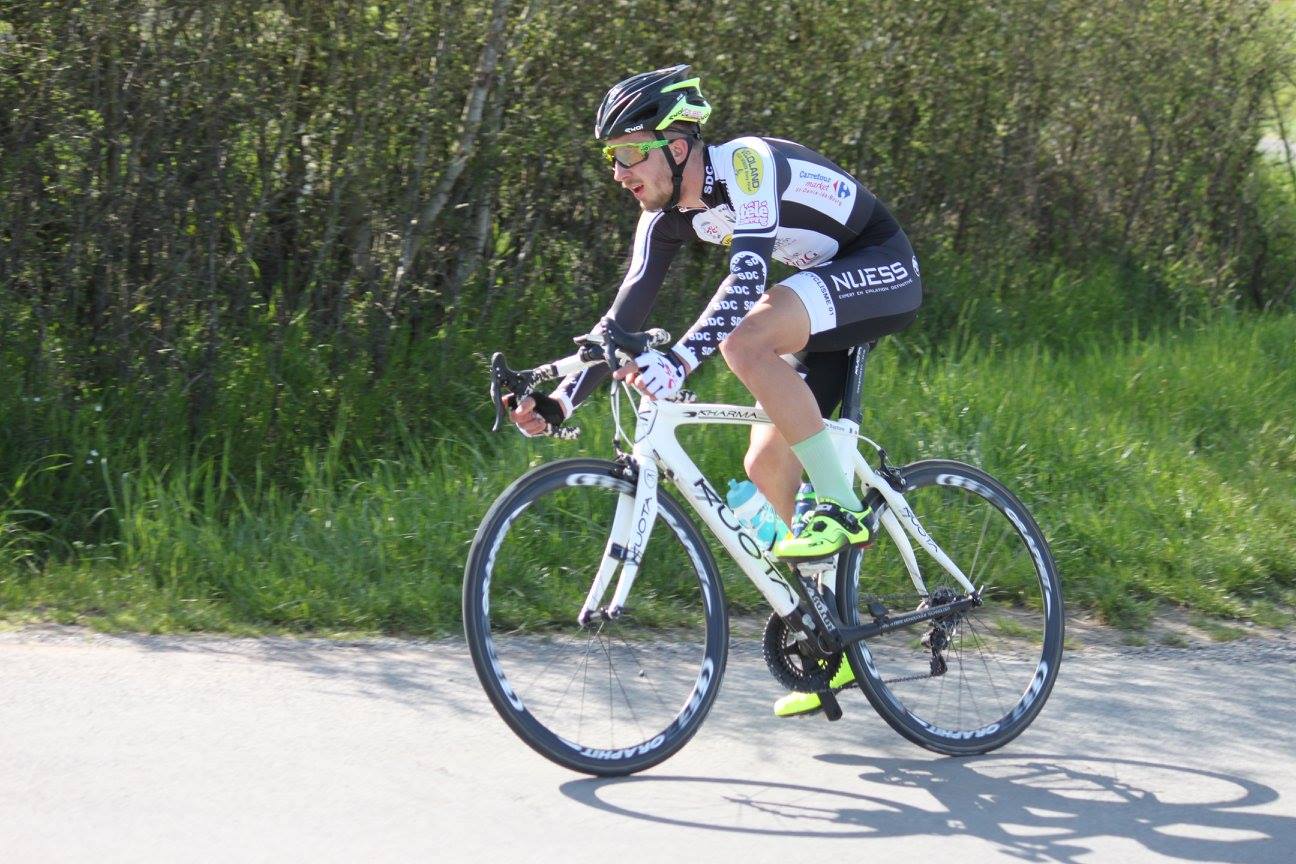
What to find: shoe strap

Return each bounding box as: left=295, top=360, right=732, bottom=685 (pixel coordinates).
left=809, top=500, right=869, bottom=534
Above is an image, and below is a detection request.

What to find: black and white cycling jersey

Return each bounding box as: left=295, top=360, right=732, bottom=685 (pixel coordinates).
left=556, top=135, right=921, bottom=416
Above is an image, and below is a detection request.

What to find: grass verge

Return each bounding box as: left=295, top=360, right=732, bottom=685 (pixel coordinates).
left=3, top=314, right=1294, bottom=636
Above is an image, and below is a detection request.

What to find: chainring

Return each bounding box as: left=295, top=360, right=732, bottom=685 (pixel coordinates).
left=761, top=611, right=844, bottom=693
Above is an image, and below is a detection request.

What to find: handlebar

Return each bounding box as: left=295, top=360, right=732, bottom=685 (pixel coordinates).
left=490, top=318, right=671, bottom=437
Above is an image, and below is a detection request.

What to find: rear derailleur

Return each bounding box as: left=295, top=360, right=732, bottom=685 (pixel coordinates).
left=917, top=586, right=962, bottom=677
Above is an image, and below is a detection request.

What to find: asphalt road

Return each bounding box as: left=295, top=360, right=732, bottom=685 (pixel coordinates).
left=2, top=626, right=1293, bottom=863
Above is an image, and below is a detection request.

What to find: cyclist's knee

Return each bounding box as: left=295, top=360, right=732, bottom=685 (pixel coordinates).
left=720, top=322, right=772, bottom=378
left=720, top=289, right=808, bottom=376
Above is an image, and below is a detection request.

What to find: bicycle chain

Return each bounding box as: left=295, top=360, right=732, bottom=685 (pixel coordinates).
left=869, top=589, right=958, bottom=684
left=766, top=584, right=962, bottom=688
left=882, top=647, right=949, bottom=684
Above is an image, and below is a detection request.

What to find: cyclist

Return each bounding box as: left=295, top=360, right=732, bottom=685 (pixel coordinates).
left=510, top=64, right=922, bottom=716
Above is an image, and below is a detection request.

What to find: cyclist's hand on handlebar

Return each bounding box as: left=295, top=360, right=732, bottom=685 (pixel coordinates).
left=615, top=349, right=687, bottom=400
left=509, top=395, right=547, bottom=437
left=508, top=392, right=568, bottom=437
left=611, top=362, right=641, bottom=395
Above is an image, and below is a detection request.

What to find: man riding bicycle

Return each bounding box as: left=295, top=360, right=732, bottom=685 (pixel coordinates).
left=510, top=65, right=923, bottom=716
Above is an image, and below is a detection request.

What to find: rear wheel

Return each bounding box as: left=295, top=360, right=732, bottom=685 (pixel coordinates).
left=463, top=458, right=728, bottom=776
left=838, top=460, right=1063, bottom=754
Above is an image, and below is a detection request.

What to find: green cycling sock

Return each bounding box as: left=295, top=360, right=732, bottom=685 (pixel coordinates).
left=790, top=429, right=862, bottom=511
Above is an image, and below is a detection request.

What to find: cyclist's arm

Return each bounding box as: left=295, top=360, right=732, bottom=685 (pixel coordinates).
left=672, top=138, right=779, bottom=372
left=669, top=233, right=775, bottom=371
left=552, top=209, right=685, bottom=414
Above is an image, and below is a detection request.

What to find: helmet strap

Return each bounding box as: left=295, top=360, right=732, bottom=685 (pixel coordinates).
left=656, top=130, right=694, bottom=211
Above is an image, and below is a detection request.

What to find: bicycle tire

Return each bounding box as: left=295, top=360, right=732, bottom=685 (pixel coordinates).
left=463, top=458, right=728, bottom=776
left=838, top=459, right=1064, bottom=755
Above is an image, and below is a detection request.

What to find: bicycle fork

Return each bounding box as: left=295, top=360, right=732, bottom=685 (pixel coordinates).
left=577, top=458, right=659, bottom=625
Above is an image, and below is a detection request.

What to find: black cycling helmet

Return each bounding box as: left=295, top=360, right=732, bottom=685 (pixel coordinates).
left=594, top=64, right=712, bottom=140
left=595, top=65, right=712, bottom=210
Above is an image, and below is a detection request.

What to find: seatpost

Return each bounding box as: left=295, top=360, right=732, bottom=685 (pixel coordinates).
left=838, top=341, right=873, bottom=424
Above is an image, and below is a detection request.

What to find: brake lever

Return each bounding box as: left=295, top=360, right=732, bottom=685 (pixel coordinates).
left=490, top=378, right=504, bottom=433
left=490, top=352, right=530, bottom=432
left=487, top=352, right=508, bottom=430
left=595, top=318, right=672, bottom=373
left=491, top=351, right=583, bottom=439
left=601, top=327, right=620, bottom=373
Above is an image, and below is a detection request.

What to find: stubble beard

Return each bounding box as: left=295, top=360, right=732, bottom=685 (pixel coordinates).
left=641, top=184, right=671, bottom=213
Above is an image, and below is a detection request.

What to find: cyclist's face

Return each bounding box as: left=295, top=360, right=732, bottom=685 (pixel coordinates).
left=607, top=133, right=679, bottom=212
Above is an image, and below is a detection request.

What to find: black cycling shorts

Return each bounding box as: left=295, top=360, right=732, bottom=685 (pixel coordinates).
left=780, top=231, right=922, bottom=416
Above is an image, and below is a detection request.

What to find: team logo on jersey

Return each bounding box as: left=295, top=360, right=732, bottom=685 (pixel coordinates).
left=692, top=209, right=735, bottom=247
left=732, top=147, right=763, bottom=194
left=830, top=262, right=910, bottom=292
left=729, top=251, right=767, bottom=287
left=785, top=159, right=853, bottom=225
left=702, top=223, right=734, bottom=246
left=737, top=200, right=770, bottom=228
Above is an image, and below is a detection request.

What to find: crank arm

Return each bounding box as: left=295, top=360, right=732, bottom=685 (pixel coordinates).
left=783, top=568, right=847, bottom=654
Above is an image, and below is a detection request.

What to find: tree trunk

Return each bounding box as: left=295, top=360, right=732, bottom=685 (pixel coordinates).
left=384, top=0, right=513, bottom=327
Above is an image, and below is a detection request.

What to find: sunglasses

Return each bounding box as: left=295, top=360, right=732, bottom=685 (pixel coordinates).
left=602, top=138, right=673, bottom=168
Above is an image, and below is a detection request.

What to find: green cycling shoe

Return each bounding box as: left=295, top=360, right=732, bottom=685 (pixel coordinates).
left=773, top=498, right=873, bottom=562
left=773, top=657, right=857, bottom=717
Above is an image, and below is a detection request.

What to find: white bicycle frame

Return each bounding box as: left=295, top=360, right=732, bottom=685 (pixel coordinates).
left=572, top=378, right=977, bottom=625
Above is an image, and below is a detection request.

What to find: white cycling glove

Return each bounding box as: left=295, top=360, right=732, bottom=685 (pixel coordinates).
left=633, top=349, right=687, bottom=400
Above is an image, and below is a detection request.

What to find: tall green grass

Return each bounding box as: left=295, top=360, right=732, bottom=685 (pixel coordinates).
left=3, top=313, right=1293, bottom=634
left=870, top=314, right=1296, bottom=626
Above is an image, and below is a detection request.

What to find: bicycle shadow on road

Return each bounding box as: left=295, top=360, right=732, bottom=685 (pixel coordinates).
left=560, top=753, right=1292, bottom=863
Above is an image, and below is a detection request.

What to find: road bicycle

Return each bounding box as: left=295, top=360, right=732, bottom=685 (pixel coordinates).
left=463, top=320, right=1064, bottom=776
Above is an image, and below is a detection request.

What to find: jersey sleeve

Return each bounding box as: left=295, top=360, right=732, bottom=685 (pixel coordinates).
left=672, top=138, right=780, bottom=371
left=553, top=209, right=686, bottom=414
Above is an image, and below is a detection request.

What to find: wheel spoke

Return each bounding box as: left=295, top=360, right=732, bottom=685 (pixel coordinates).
left=612, top=628, right=674, bottom=715
left=464, top=459, right=727, bottom=774
left=841, top=461, right=1062, bottom=754
left=596, top=628, right=648, bottom=744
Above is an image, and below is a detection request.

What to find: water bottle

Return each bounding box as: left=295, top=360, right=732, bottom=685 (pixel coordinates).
left=725, top=479, right=789, bottom=551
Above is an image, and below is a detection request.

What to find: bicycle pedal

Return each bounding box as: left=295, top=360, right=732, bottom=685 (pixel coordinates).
left=818, top=689, right=843, bottom=721
left=794, top=557, right=837, bottom=578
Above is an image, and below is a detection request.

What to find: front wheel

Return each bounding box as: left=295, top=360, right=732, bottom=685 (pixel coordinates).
left=463, top=458, right=728, bottom=776
left=838, top=459, right=1064, bottom=755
